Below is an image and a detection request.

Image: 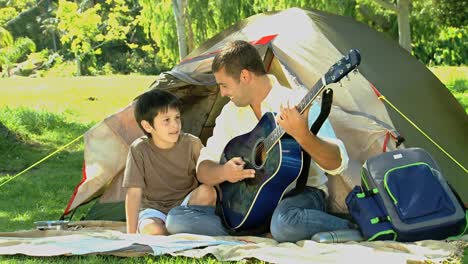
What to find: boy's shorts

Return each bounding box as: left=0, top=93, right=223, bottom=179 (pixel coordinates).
left=137, top=191, right=192, bottom=233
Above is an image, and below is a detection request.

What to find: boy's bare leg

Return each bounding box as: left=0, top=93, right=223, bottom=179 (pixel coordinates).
left=188, top=184, right=216, bottom=206
left=139, top=218, right=168, bottom=235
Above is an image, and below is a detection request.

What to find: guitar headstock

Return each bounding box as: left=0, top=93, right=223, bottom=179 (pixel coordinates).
left=324, top=49, right=361, bottom=85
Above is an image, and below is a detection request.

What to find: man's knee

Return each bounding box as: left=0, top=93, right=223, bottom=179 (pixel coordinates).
left=270, top=211, right=290, bottom=241
left=189, top=184, right=216, bottom=206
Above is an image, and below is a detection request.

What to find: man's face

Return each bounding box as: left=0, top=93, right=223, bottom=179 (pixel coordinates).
left=214, top=67, right=250, bottom=107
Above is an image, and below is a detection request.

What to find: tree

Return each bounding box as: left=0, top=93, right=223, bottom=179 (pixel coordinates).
left=139, top=0, right=358, bottom=69
left=371, top=0, right=412, bottom=52
left=172, top=0, right=188, bottom=60
left=432, top=0, right=467, bottom=28
left=56, top=0, right=135, bottom=75
left=4, top=0, right=53, bottom=50
left=0, top=26, right=13, bottom=48
left=0, top=27, right=36, bottom=76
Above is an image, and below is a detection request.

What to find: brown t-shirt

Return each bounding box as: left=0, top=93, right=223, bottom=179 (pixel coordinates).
left=122, top=133, right=203, bottom=214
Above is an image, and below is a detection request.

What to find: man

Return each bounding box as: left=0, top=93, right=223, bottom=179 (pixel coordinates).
left=166, top=40, right=353, bottom=242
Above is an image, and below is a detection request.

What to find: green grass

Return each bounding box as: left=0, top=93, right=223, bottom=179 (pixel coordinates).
left=0, top=76, right=261, bottom=263
left=430, top=66, right=468, bottom=113
left=0, top=69, right=466, bottom=263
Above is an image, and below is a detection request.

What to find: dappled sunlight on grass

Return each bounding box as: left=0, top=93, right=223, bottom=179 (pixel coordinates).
left=11, top=212, right=32, bottom=224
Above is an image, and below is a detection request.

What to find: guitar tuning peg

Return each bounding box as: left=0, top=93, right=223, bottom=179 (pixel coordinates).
left=339, top=81, right=343, bottom=87
left=353, top=68, right=359, bottom=75
left=346, top=75, right=350, bottom=81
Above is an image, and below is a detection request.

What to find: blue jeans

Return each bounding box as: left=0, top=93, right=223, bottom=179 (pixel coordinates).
left=166, top=186, right=351, bottom=242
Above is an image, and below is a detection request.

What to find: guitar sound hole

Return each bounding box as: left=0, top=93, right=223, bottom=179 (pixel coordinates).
left=254, top=142, right=266, bottom=168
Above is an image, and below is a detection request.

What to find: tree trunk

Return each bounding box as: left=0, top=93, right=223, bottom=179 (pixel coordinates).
left=397, top=0, right=412, bottom=53
left=75, top=56, right=82, bottom=76
left=373, top=0, right=412, bottom=53
left=172, top=0, right=187, bottom=60
left=185, top=2, right=195, bottom=53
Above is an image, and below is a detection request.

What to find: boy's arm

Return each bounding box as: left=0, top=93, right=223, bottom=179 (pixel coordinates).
left=125, top=187, right=142, bottom=234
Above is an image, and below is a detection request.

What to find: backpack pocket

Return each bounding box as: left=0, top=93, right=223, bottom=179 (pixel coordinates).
left=346, top=186, right=396, bottom=241
left=384, top=162, right=455, bottom=224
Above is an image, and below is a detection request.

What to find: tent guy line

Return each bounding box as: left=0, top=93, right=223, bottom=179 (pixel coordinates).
left=0, top=134, right=84, bottom=189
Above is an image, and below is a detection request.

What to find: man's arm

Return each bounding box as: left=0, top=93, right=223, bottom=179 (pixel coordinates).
left=196, top=104, right=255, bottom=186
left=277, top=104, right=342, bottom=171
left=197, top=158, right=255, bottom=186
left=125, top=187, right=142, bottom=234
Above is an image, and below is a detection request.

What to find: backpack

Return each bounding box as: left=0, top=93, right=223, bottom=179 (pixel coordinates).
left=346, top=148, right=467, bottom=241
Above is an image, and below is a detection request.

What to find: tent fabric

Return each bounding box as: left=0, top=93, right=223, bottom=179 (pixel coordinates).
left=63, top=7, right=468, bottom=220
left=0, top=222, right=466, bottom=262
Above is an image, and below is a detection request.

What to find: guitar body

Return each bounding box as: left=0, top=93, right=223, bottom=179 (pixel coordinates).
left=219, top=112, right=303, bottom=230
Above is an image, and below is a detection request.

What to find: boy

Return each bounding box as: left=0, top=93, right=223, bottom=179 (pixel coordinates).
left=123, top=89, right=216, bottom=235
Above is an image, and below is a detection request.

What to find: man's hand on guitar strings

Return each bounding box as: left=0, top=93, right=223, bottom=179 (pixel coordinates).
left=222, top=157, right=256, bottom=183
left=277, top=102, right=309, bottom=141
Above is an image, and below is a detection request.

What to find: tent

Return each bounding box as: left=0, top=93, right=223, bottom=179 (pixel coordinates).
left=61, top=7, right=468, bottom=221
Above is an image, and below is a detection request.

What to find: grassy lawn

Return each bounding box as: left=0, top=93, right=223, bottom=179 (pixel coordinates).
left=0, top=68, right=466, bottom=263
left=430, top=66, right=468, bottom=113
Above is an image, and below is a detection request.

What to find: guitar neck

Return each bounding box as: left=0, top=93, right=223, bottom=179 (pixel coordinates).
left=263, top=49, right=361, bottom=154
left=264, top=78, right=326, bottom=153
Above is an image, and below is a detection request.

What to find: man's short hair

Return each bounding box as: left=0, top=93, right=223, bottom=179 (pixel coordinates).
left=212, top=40, right=266, bottom=80
left=134, top=89, right=181, bottom=137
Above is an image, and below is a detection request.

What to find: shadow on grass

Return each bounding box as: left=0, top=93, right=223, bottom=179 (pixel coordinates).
left=0, top=107, right=92, bottom=174
left=0, top=148, right=87, bottom=231
left=448, top=79, right=468, bottom=93
left=0, top=107, right=95, bottom=231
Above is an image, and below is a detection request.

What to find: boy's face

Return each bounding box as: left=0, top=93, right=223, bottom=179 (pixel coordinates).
left=142, top=107, right=181, bottom=149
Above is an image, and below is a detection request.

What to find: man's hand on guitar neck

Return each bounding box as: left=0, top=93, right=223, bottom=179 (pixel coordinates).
left=277, top=103, right=342, bottom=171
left=197, top=158, right=255, bottom=186
left=277, top=103, right=310, bottom=140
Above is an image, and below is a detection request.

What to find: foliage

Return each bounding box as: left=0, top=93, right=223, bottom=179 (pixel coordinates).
left=355, top=0, right=397, bottom=38
left=432, top=0, right=467, bottom=28
left=0, top=6, right=17, bottom=25
left=2, top=0, right=56, bottom=51
left=1, top=0, right=467, bottom=75
left=0, top=0, right=35, bottom=10
left=139, top=0, right=356, bottom=68
left=40, top=56, right=77, bottom=77
left=0, top=32, right=36, bottom=76
left=253, top=0, right=356, bottom=17
left=139, top=1, right=178, bottom=67
left=0, top=0, right=36, bottom=26
left=0, top=26, right=13, bottom=48
left=411, top=0, right=467, bottom=66
left=56, top=0, right=142, bottom=75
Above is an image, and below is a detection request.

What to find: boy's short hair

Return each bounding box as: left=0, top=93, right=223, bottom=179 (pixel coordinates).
left=134, top=89, right=181, bottom=138
left=212, top=40, right=266, bottom=80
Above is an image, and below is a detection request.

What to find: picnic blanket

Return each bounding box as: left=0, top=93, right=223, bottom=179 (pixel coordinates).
left=0, top=221, right=466, bottom=263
